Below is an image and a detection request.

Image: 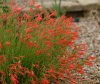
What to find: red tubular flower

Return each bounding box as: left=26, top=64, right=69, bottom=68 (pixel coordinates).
left=55, top=80, right=60, bottom=84
left=71, top=32, right=78, bottom=40
left=45, top=40, right=52, bottom=48
left=27, top=70, right=35, bottom=77
left=19, top=21, right=23, bottom=26
left=77, top=69, right=84, bottom=74
left=68, top=64, right=76, bottom=70
left=70, top=79, right=77, bottom=84
left=33, top=23, right=38, bottom=28
left=79, top=44, right=88, bottom=51
left=0, top=42, right=3, bottom=49
left=27, top=41, right=33, bottom=48
left=42, top=78, right=49, bottom=84
left=44, top=74, right=50, bottom=78
left=0, top=70, right=5, bottom=76
left=46, top=18, right=55, bottom=25
left=77, top=66, right=84, bottom=74
left=25, top=28, right=33, bottom=33
left=1, top=13, right=7, bottom=20
left=32, top=64, right=40, bottom=69
left=35, top=50, right=42, bottom=55
left=26, top=22, right=33, bottom=27
left=56, top=28, right=63, bottom=35
left=19, top=72, right=24, bottom=76
left=64, top=17, right=74, bottom=25
left=14, top=6, right=23, bottom=13
left=10, top=74, right=19, bottom=84
left=29, top=0, right=36, bottom=6
left=56, top=72, right=64, bottom=79
left=31, top=79, right=36, bottom=84
left=51, top=74, right=57, bottom=79
left=88, top=56, right=96, bottom=61
left=5, top=41, right=11, bottom=46
left=6, top=29, right=12, bottom=33
left=66, top=70, right=71, bottom=76
left=23, top=13, right=31, bottom=19
left=61, top=15, right=66, bottom=20
left=32, top=41, right=38, bottom=48
left=48, top=29, right=54, bottom=35
left=0, top=55, right=6, bottom=65
left=85, top=61, right=93, bottom=66
left=36, top=5, right=42, bottom=9
left=56, top=38, right=68, bottom=46
left=78, top=51, right=85, bottom=55
left=48, top=68, right=54, bottom=73
left=30, top=8, right=33, bottom=12
left=36, top=15, right=42, bottom=21
left=49, top=11, right=57, bottom=17
left=25, top=34, right=32, bottom=39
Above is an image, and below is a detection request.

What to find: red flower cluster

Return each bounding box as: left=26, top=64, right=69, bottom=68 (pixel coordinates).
left=0, top=1, right=95, bottom=84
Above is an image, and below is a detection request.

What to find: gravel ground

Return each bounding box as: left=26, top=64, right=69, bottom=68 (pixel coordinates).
left=74, top=13, right=100, bottom=83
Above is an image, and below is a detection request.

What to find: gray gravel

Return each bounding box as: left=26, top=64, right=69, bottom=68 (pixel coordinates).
left=75, top=12, right=100, bottom=83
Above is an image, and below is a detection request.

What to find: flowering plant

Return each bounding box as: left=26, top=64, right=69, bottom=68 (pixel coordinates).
left=0, top=0, right=95, bottom=84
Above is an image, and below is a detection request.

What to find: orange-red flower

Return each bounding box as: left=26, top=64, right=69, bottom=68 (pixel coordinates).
left=66, top=70, right=71, bottom=76
left=10, top=74, right=19, bottom=84
left=25, top=28, right=33, bottom=33
left=85, top=61, right=93, bottom=66
left=36, top=5, right=42, bottom=9
left=45, top=40, right=52, bottom=48
left=88, top=56, right=96, bottom=61
left=0, top=42, right=3, bottom=49
left=42, top=78, right=49, bottom=84
left=5, top=41, right=11, bottom=46
left=35, top=50, right=42, bottom=55
left=36, top=15, right=42, bottom=21
left=77, top=67, right=84, bottom=74
left=30, top=8, right=33, bottom=12
left=0, top=55, right=6, bottom=65
left=31, top=79, right=36, bottom=84
left=68, top=64, right=76, bottom=70
left=29, top=0, right=36, bottom=6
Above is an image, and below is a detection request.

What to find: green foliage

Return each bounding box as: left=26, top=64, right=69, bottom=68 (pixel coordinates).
left=51, top=0, right=65, bottom=17
left=0, top=1, right=93, bottom=83
left=0, top=0, right=10, bottom=13
left=2, top=6, right=9, bottom=13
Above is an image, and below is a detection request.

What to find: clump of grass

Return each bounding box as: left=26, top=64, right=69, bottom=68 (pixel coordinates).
left=0, top=0, right=95, bottom=84
left=51, top=0, right=65, bottom=17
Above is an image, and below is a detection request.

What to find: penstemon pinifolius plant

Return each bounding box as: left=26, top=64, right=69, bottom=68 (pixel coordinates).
left=0, top=0, right=95, bottom=84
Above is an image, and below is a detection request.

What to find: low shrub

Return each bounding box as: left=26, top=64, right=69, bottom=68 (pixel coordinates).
left=0, top=0, right=95, bottom=84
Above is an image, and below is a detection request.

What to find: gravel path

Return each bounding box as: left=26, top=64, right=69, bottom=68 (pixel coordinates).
left=75, top=13, right=100, bottom=83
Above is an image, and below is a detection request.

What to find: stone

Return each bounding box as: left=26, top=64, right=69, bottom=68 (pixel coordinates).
left=14, top=0, right=100, bottom=11
left=97, top=35, right=100, bottom=40
left=78, top=0, right=100, bottom=6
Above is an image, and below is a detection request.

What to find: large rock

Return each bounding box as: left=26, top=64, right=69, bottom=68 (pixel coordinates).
left=14, top=0, right=100, bottom=11
left=78, top=0, right=100, bottom=10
